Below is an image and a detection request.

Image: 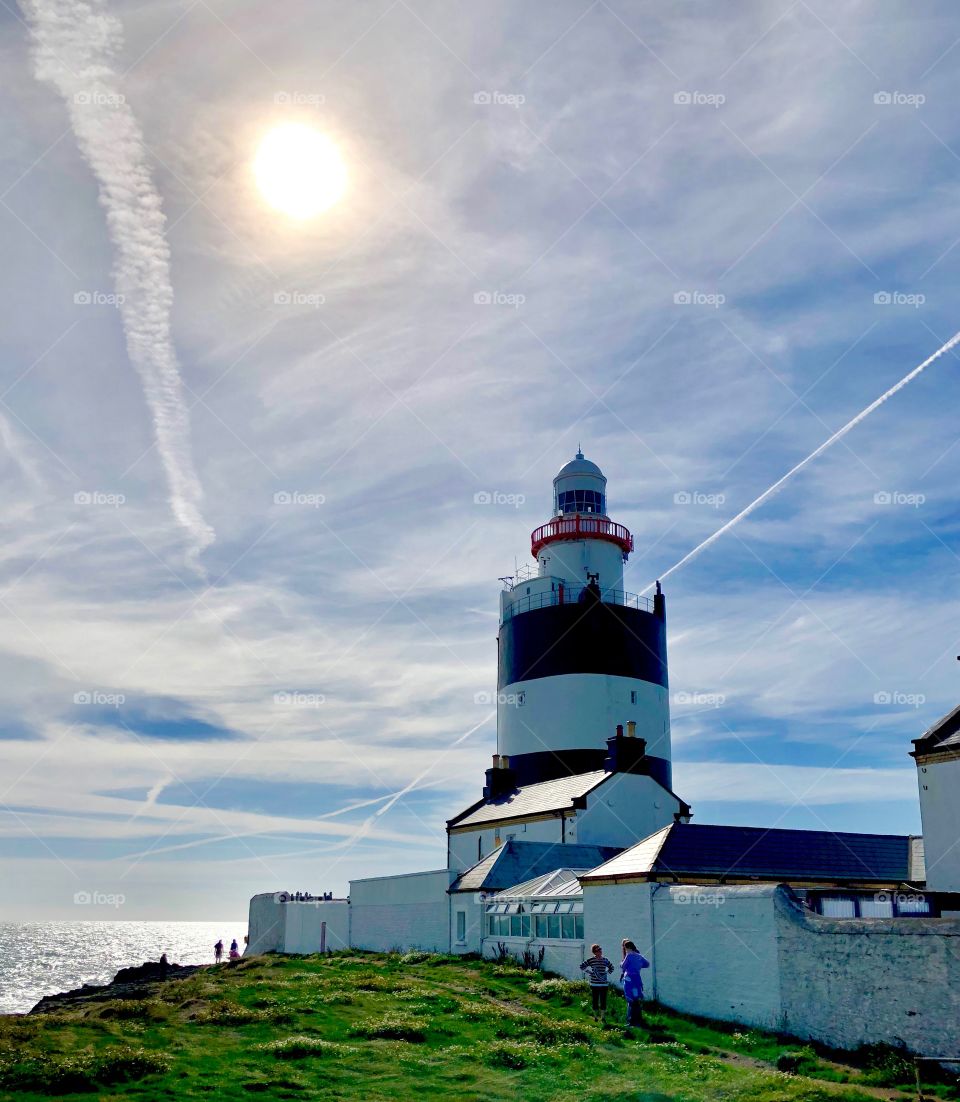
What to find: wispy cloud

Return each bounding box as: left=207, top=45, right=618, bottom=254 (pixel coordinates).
left=19, top=0, right=214, bottom=559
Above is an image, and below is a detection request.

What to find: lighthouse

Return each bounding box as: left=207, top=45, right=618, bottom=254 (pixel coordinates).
left=496, top=451, right=672, bottom=789
left=446, top=451, right=685, bottom=873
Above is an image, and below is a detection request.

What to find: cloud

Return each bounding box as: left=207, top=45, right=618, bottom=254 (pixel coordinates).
left=2, top=0, right=960, bottom=917
left=18, top=0, right=213, bottom=559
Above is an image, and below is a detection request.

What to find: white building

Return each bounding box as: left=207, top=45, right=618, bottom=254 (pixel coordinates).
left=912, top=705, right=960, bottom=895
left=247, top=452, right=960, bottom=1055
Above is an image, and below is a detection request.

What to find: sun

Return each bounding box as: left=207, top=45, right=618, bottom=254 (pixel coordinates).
left=253, top=124, right=347, bottom=220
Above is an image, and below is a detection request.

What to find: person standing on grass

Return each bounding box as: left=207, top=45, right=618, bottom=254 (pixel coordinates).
left=580, top=943, right=614, bottom=1021
left=620, top=939, right=650, bottom=1027
left=214, top=939, right=223, bottom=964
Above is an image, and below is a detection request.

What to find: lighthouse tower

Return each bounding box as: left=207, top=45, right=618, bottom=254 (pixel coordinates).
left=496, top=451, right=672, bottom=789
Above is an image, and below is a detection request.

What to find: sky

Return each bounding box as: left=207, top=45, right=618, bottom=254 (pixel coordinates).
left=1, top=0, right=959, bottom=920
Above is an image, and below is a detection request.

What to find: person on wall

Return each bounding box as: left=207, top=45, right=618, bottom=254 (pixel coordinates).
left=620, top=938, right=651, bottom=1027
left=580, top=943, right=614, bottom=1021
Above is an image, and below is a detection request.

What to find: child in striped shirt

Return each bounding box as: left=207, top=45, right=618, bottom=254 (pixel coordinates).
left=579, top=943, right=614, bottom=1020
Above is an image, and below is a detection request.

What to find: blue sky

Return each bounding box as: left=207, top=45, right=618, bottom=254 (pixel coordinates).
left=1, top=0, right=960, bottom=919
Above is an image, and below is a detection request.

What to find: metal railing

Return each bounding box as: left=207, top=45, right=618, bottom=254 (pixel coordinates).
left=503, top=585, right=652, bottom=620
left=531, top=515, right=633, bottom=558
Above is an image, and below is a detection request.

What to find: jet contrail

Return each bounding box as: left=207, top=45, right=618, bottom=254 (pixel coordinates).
left=644, top=330, right=960, bottom=592
left=21, top=0, right=214, bottom=558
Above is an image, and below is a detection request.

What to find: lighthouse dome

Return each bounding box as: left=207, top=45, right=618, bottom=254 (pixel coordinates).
left=553, top=449, right=607, bottom=515
left=555, top=450, right=604, bottom=480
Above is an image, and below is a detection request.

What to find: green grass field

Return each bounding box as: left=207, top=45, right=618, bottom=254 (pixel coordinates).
left=0, top=951, right=955, bottom=1101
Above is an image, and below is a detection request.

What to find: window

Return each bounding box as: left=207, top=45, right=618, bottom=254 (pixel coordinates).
left=858, top=897, right=893, bottom=918
left=478, top=836, right=483, bottom=860
left=520, top=915, right=531, bottom=937
left=535, top=915, right=548, bottom=939
left=575, top=915, right=584, bottom=939
left=547, top=915, right=561, bottom=939
left=561, top=914, right=576, bottom=939
left=557, top=489, right=606, bottom=515
left=488, top=915, right=496, bottom=936
left=895, top=895, right=931, bottom=915
left=456, top=911, right=466, bottom=942
left=630, top=691, right=638, bottom=705
left=819, top=897, right=856, bottom=918
left=510, top=915, right=522, bottom=937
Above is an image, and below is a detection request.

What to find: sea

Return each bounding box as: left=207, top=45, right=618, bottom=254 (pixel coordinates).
left=0, top=921, right=247, bottom=1015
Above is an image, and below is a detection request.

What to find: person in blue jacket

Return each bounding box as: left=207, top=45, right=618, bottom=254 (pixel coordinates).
left=620, top=938, right=650, bottom=1027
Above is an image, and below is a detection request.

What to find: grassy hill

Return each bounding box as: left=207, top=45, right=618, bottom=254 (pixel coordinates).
left=0, top=951, right=955, bottom=1101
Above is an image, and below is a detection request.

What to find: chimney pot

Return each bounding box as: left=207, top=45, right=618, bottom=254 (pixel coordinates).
left=626, top=720, right=637, bottom=738
left=616, top=724, right=624, bottom=739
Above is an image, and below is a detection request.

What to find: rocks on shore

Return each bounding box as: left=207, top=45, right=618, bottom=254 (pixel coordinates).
left=30, top=959, right=202, bottom=1014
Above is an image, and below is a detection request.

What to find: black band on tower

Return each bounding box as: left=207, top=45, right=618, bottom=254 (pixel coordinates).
left=497, top=602, right=668, bottom=689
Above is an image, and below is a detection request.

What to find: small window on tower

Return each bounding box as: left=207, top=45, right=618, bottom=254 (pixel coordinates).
left=630, top=691, right=638, bottom=705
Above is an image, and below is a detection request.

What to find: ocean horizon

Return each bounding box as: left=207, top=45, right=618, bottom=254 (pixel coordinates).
left=0, top=920, right=247, bottom=1015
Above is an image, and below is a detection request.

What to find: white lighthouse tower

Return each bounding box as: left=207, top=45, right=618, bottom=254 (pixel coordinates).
left=496, top=451, right=672, bottom=789
left=446, top=451, right=685, bottom=873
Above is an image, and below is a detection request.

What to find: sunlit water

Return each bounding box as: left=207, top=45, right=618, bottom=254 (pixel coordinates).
left=0, top=921, right=246, bottom=1014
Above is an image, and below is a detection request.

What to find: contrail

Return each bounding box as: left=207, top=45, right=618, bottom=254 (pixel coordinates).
left=20, top=0, right=214, bottom=558
left=645, top=330, right=960, bottom=591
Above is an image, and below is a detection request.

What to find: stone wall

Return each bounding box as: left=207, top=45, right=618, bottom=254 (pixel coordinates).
left=776, top=889, right=960, bottom=1053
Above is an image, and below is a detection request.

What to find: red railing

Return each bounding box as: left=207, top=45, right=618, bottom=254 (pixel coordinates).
left=530, top=515, right=634, bottom=558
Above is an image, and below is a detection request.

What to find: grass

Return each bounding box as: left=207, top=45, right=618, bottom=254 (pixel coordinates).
left=0, top=950, right=955, bottom=1101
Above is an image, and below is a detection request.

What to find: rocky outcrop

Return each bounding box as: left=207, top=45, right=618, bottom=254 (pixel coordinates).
left=30, top=959, right=202, bottom=1014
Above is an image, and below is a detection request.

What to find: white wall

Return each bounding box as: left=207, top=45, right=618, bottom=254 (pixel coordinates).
left=349, top=868, right=456, bottom=952
left=481, top=935, right=586, bottom=979
left=575, top=773, right=679, bottom=849
left=449, top=894, right=484, bottom=954
left=916, top=757, right=960, bottom=891
left=653, top=885, right=783, bottom=1030
left=537, top=537, right=624, bottom=592
left=498, top=674, right=670, bottom=761
left=447, top=818, right=562, bottom=872
left=247, top=892, right=285, bottom=955
left=583, top=881, right=655, bottom=990
left=284, top=900, right=349, bottom=954
left=246, top=894, right=350, bottom=956
left=582, top=880, right=960, bottom=1054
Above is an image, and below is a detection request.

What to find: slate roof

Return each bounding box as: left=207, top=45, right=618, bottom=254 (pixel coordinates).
left=580, top=823, right=915, bottom=885
left=449, top=839, right=621, bottom=893
left=447, top=770, right=609, bottom=829
left=912, top=704, right=960, bottom=757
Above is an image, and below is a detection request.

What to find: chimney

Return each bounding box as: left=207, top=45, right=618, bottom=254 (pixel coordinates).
left=604, top=723, right=648, bottom=774
left=483, top=753, right=516, bottom=799
left=626, top=720, right=637, bottom=738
